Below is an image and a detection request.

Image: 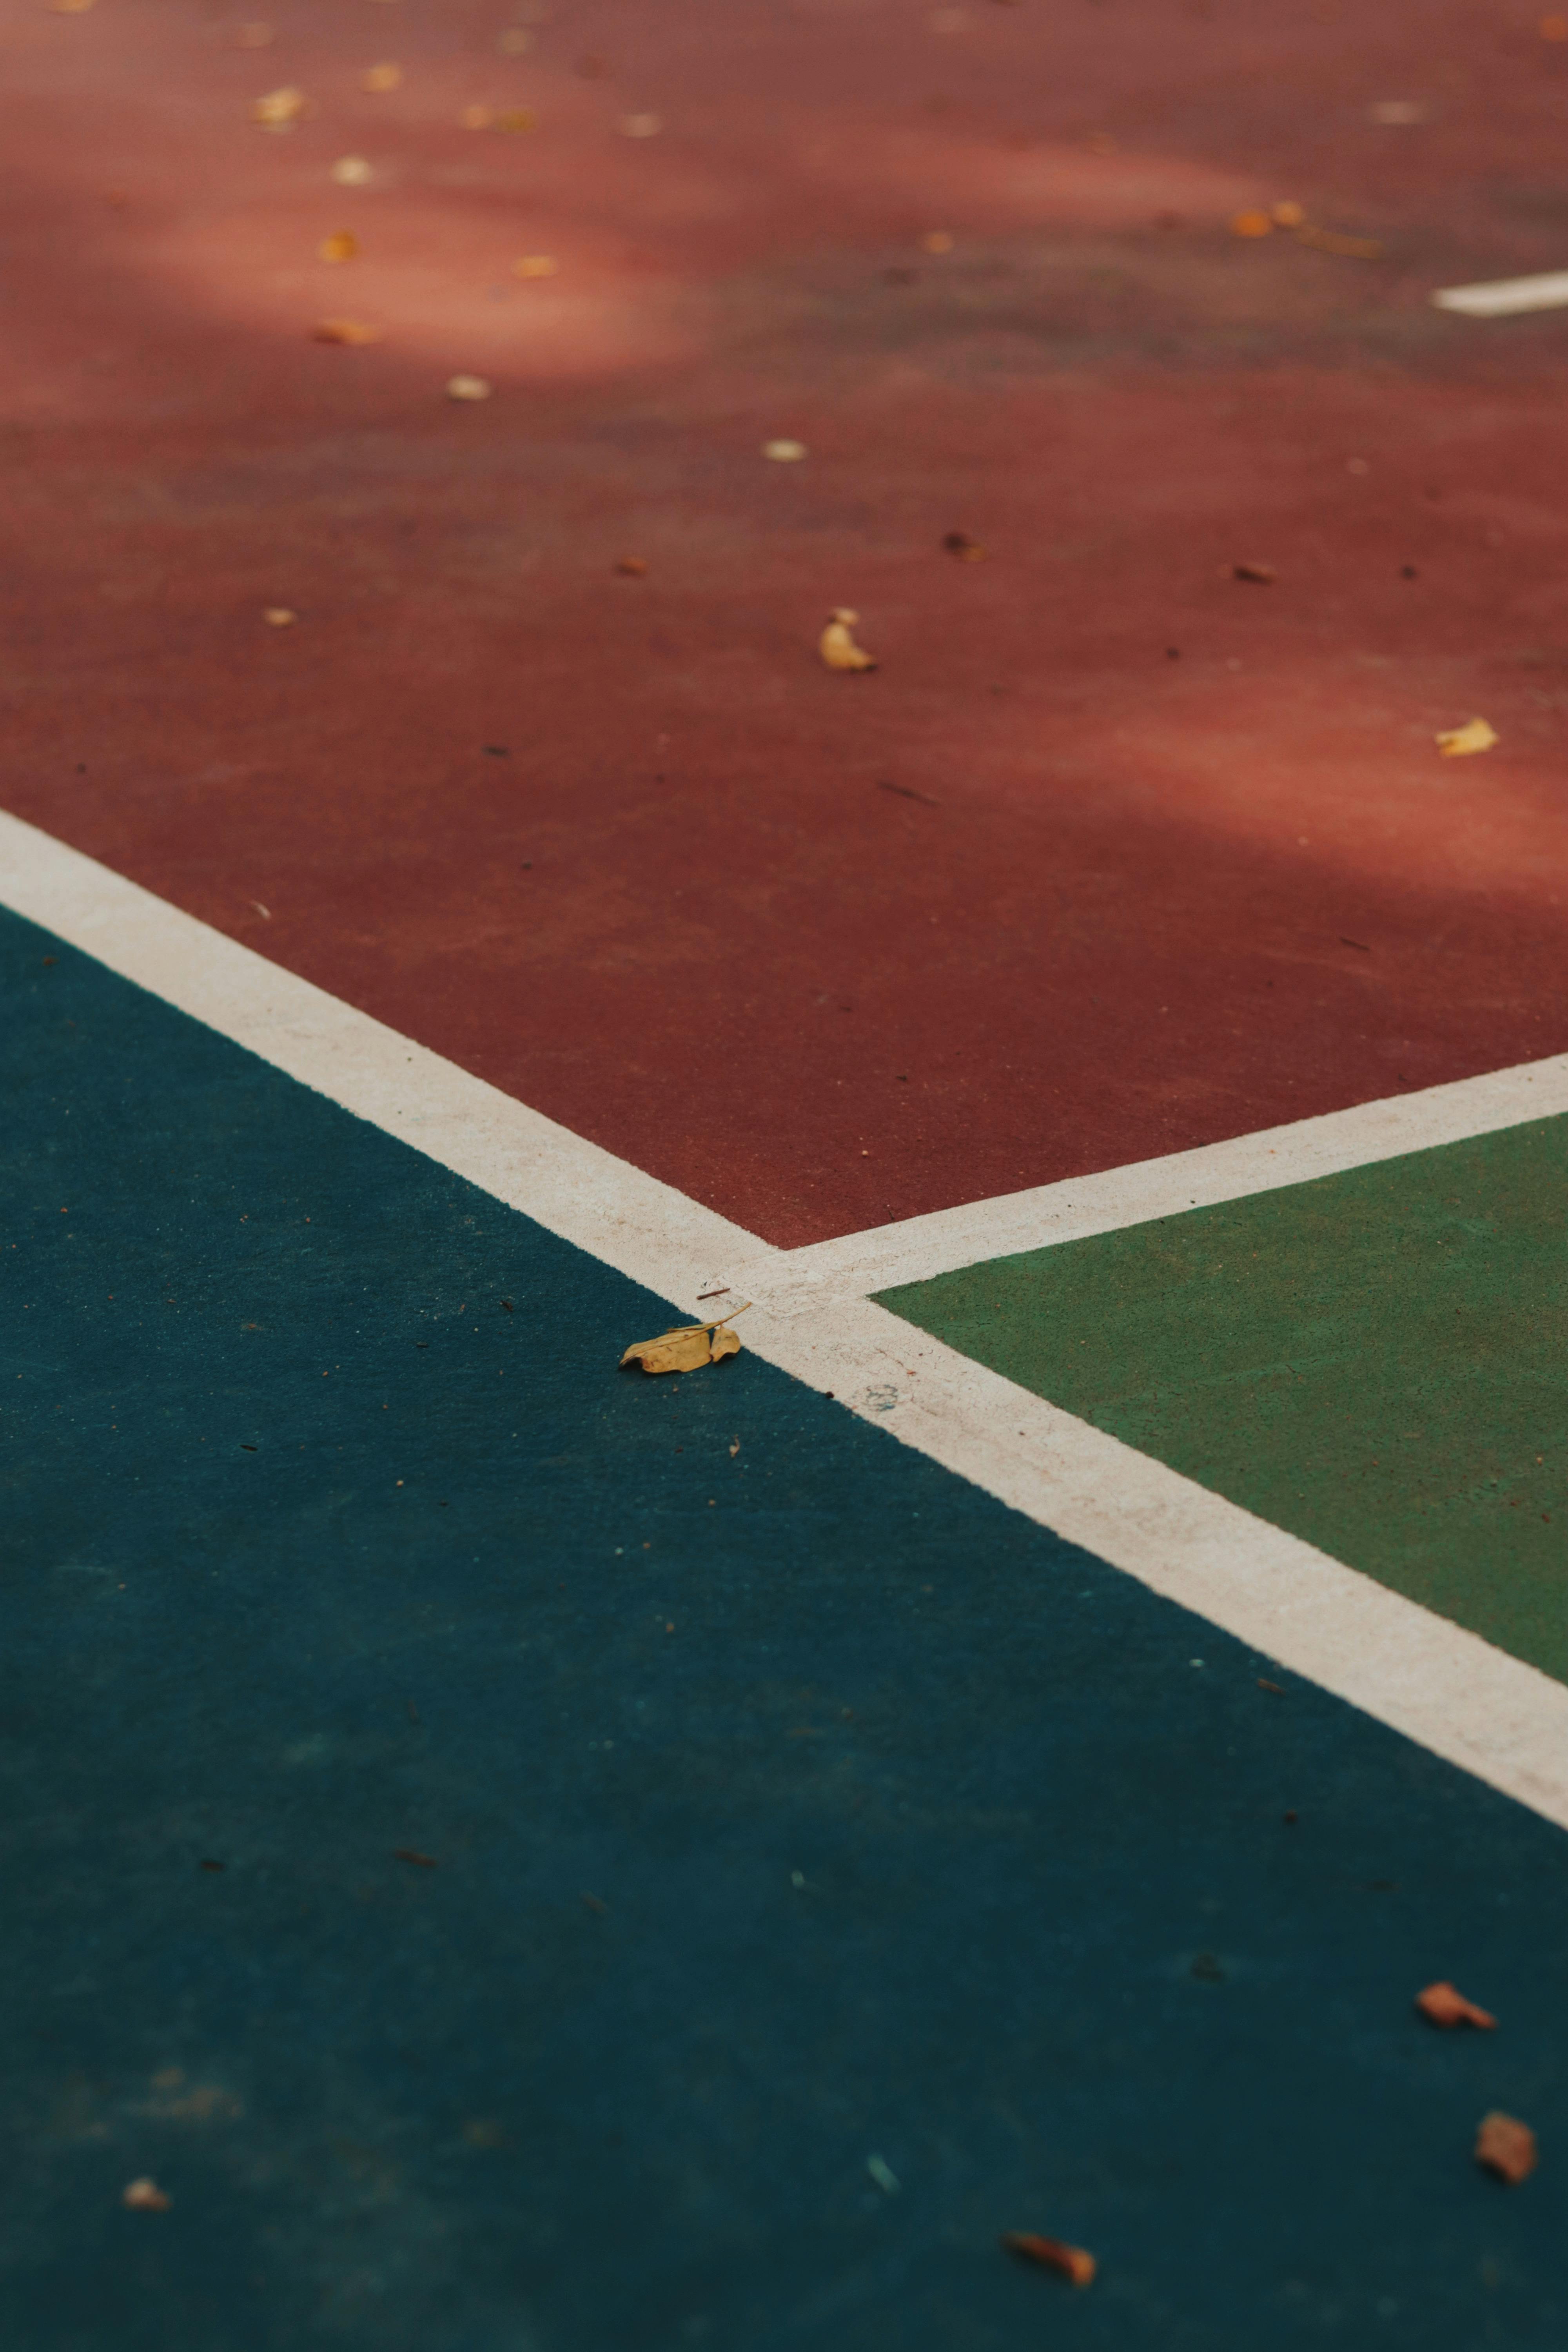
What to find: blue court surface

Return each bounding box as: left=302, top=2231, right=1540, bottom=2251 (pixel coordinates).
left=4, top=914, right=1565, bottom=2349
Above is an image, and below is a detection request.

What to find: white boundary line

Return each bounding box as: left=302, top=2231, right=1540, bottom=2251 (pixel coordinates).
left=4, top=806, right=1566, bottom=1833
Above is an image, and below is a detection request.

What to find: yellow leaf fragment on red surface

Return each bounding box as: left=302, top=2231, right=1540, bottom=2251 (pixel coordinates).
left=312, top=317, right=380, bottom=344
left=1475, top=2112, right=1537, bottom=2184
left=1416, top=1981, right=1497, bottom=2031
left=446, top=374, right=493, bottom=401
left=1000, top=2233, right=1097, bottom=2286
left=762, top=438, right=807, bottom=462
left=332, top=155, right=374, bottom=186
left=252, top=85, right=306, bottom=127
left=819, top=608, right=877, bottom=671
left=1436, top=717, right=1498, bottom=758
left=122, top=2178, right=171, bottom=2210
left=318, top=230, right=358, bottom=263
left=263, top=607, right=298, bottom=628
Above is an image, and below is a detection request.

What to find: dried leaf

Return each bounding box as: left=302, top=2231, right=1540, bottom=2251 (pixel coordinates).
left=1416, top=1980, right=1497, bottom=2031
left=615, top=556, right=649, bottom=575
left=1230, top=209, right=1274, bottom=239
left=620, top=112, right=662, bottom=137
left=263, top=607, right=298, bottom=627
left=494, top=107, right=537, bottom=132
left=820, top=608, right=877, bottom=671
left=312, top=317, right=380, bottom=343
left=1232, top=561, right=1276, bottom=584
left=942, top=530, right=986, bottom=559
left=1475, top=2112, right=1537, bottom=2183
left=363, top=62, right=402, bottom=92
left=446, top=374, right=493, bottom=401
left=1001, top=2233, right=1096, bottom=2286
left=1436, top=716, right=1498, bottom=758
left=620, top=1307, right=748, bottom=1375
left=1296, top=223, right=1383, bottom=260
left=252, top=85, right=306, bottom=126
left=762, top=438, right=808, bottom=462
left=331, top=154, right=374, bottom=185
left=513, top=253, right=559, bottom=278
left=122, top=2178, right=171, bottom=2210
left=318, top=229, right=358, bottom=263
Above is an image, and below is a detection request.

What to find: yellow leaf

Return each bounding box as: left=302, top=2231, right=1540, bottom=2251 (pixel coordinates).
left=312, top=316, right=380, bottom=343
left=363, top=62, right=402, bottom=92
left=819, top=608, right=877, bottom=672
left=446, top=373, right=493, bottom=401
left=513, top=254, right=559, bottom=278
left=619, top=1306, right=749, bottom=1375
left=762, top=438, right=807, bottom=462
left=252, top=85, right=306, bottom=126
left=263, top=607, right=298, bottom=627
left=331, top=155, right=374, bottom=186
left=1435, top=717, right=1498, bottom=758
left=318, top=229, right=358, bottom=263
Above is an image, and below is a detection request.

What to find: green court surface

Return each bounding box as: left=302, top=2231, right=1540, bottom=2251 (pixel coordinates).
left=878, top=1117, right=1568, bottom=1684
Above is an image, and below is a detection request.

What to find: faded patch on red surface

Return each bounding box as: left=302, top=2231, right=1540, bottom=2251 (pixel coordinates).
left=4, top=0, right=1568, bottom=1242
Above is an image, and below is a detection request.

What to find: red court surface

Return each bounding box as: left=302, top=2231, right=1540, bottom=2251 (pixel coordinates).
left=4, top=0, right=1568, bottom=1243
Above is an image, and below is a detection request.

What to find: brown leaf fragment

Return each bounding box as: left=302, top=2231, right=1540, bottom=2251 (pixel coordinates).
left=1475, top=2112, right=1537, bottom=2183
left=615, top=556, right=649, bottom=575
left=942, top=530, right=987, bottom=559
left=620, top=1307, right=749, bottom=1375
left=1417, top=1981, right=1497, bottom=2030
left=393, top=1847, right=438, bottom=1868
left=1001, top=2232, right=1096, bottom=2286
left=1296, top=224, right=1383, bottom=260
left=820, top=608, right=877, bottom=671
left=1232, top=561, right=1276, bottom=584
left=313, top=317, right=380, bottom=343
left=122, top=2178, right=171, bottom=2210
left=318, top=230, right=358, bottom=263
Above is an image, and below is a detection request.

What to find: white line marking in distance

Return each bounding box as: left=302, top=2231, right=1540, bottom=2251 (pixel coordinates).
left=4, top=807, right=1566, bottom=1831
left=1432, top=269, right=1568, bottom=317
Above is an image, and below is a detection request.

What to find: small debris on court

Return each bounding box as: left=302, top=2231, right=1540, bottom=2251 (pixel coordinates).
left=819, top=609, right=877, bottom=671
left=1000, top=2231, right=1097, bottom=2285
left=1475, top=2112, right=1537, bottom=2183
left=1416, top=1981, right=1497, bottom=2030
left=1436, top=717, right=1498, bottom=757
left=122, top=2178, right=171, bottom=2210
left=621, top=1310, right=747, bottom=1374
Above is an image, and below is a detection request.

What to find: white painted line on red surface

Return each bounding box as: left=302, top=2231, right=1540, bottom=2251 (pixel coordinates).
left=1432, top=270, right=1568, bottom=317
left=5, top=806, right=1566, bottom=1833
left=730, top=1057, right=1568, bottom=1311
